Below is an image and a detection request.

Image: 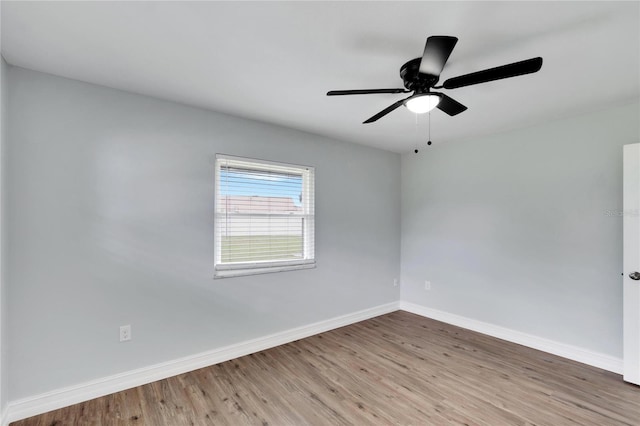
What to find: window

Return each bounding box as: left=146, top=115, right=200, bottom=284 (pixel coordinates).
left=214, top=154, right=315, bottom=278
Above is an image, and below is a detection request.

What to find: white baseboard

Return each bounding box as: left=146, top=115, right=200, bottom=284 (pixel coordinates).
left=5, top=302, right=400, bottom=424
left=399, top=301, right=623, bottom=374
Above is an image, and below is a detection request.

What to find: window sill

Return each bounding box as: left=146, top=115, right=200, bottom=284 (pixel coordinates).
left=214, top=260, right=316, bottom=279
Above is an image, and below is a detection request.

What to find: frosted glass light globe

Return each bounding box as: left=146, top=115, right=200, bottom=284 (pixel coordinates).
left=405, top=94, right=440, bottom=113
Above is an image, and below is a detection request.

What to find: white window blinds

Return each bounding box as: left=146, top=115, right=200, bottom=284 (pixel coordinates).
left=214, top=155, right=315, bottom=278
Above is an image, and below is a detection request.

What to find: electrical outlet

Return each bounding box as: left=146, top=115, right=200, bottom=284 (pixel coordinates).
left=120, top=325, right=132, bottom=342
left=393, top=278, right=399, bottom=287
left=425, top=281, right=431, bottom=290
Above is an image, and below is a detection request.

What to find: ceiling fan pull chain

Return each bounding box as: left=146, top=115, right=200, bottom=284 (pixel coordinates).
left=414, top=113, right=419, bottom=153
left=427, top=112, right=432, bottom=146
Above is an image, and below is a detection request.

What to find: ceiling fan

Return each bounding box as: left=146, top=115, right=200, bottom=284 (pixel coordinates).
left=327, top=36, right=542, bottom=123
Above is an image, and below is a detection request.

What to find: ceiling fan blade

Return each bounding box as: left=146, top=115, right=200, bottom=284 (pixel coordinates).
left=419, top=36, right=458, bottom=76
left=363, top=95, right=415, bottom=124
left=443, top=57, right=543, bottom=89
left=436, top=93, right=467, bottom=116
left=327, top=89, right=409, bottom=96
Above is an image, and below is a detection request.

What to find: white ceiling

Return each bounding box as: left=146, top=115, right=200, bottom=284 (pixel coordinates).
left=2, top=1, right=639, bottom=153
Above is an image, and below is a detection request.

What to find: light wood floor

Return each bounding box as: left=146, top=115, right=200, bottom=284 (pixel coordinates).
left=12, top=311, right=640, bottom=425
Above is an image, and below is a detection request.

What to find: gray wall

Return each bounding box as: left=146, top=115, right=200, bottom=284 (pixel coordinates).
left=401, top=101, right=640, bottom=357
left=6, top=66, right=401, bottom=399
left=0, top=55, right=7, bottom=415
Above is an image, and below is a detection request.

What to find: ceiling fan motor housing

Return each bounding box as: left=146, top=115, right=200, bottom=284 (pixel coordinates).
left=400, top=58, right=439, bottom=92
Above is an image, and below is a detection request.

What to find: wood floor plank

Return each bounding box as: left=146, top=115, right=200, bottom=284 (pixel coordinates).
left=11, top=311, right=640, bottom=425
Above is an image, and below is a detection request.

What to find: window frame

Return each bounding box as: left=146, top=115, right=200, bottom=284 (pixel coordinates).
left=214, top=154, right=315, bottom=279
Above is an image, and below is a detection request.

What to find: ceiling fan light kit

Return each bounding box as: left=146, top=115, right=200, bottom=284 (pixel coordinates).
left=405, top=93, right=440, bottom=114
left=327, top=35, right=543, bottom=125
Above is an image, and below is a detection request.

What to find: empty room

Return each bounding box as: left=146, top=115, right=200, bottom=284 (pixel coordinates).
left=0, top=1, right=639, bottom=425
